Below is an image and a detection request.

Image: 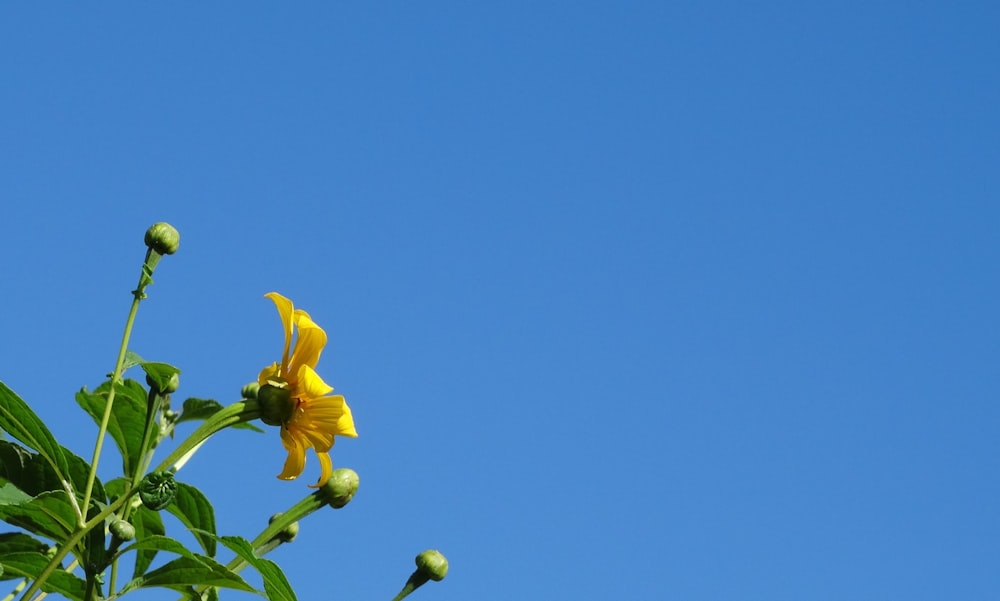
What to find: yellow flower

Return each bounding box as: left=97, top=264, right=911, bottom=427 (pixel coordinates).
left=258, top=292, right=357, bottom=487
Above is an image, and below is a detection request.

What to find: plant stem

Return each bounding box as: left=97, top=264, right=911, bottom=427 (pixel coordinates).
left=79, top=251, right=157, bottom=525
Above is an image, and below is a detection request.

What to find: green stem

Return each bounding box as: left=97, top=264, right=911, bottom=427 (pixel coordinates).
left=390, top=574, right=429, bottom=601
left=152, top=401, right=260, bottom=474
left=79, top=250, right=160, bottom=525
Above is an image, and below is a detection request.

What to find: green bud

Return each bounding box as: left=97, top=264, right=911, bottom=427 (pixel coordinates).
left=139, top=471, right=177, bottom=511
left=321, top=467, right=360, bottom=509
left=241, top=381, right=260, bottom=400
left=269, top=512, right=300, bottom=543
left=415, top=549, right=448, bottom=582
left=144, top=222, right=180, bottom=255
left=257, top=383, right=293, bottom=426
left=110, top=519, right=136, bottom=541
left=146, top=372, right=180, bottom=394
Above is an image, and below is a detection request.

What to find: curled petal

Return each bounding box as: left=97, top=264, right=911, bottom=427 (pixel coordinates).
left=309, top=451, right=333, bottom=488
left=296, top=364, right=335, bottom=399
left=278, top=427, right=307, bottom=480
left=265, top=292, right=295, bottom=374
left=288, top=310, right=327, bottom=376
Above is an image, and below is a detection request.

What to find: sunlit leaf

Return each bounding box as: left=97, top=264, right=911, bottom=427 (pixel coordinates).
left=116, top=534, right=198, bottom=561
left=0, top=441, right=105, bottom=504
left=0, top=533, right=49, bottom=580
left=0, top=382, right=70, bottom=488
left=215, top=534, right=297, bottom=601
left=0, top=491, right=79, bottom=552
left=166, top=482, right=216, bottom=557
left=0, top=552, right=86, bottom=600
left=139, top=362, right=181, bottom=393
left=75, top=380, right=147, bottom=477
left=119, top=555, right=256, bottom=595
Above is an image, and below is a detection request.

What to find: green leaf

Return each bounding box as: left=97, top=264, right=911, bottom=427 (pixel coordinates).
left=0, top=382, right=70, bottom=488
left=130, top=507, right=166, bottom=578
left=119, top=555, right=256, bottom=595
left=0, top=491, right=79, bottom=552
left=166, top=482, right=216, bottom=557
left=122, top=349, right=145, bottom=371
left=139, top=362, right=181, bottom=393
left=0, top=552, right=86, bottom=600
left=0, top=533, right=49, bottom=579
left=0, top=440, right=105, bottom=504
left=177, top=398, right=264, bottom=433
left=75, top=380, right=147, bottom=478
left=0, top=480, right=32, bottom=505
left=215, top=534, right=298, bottom=601
left=117, top=534, right=198, bottom=561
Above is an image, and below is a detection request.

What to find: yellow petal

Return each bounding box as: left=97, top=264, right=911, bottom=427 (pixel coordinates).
left=295, top=364, right=334, bottom=399
left=288, top=310, right=327, bottom=375
left=309, top=451, right=333, bottom=488
left=257, top=362, right=281, bottom=386
left=265, top=292, right=295, bottom=374
left=277, top=427, right=306, bottom=480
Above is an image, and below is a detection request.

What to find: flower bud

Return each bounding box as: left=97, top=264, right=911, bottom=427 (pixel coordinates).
left=241, top=381, right=260, bottom=400
left=268, top=512, right=300, bottom=543
left=144, top=222, right=180, bottom=255
left=415, top=550, right=448, bottom=582
left=321, top=467, right=359, bottom=508
left=139, top=470, right=177, bottom=511
left=146, top=372, right=180, bottom=395
left=257, top=383, right=293, bottom=426
left=110, top=519, right=136, bottom=541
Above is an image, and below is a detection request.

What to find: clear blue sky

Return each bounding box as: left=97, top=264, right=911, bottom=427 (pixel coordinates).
left=2, top=3, right=999, bottom=600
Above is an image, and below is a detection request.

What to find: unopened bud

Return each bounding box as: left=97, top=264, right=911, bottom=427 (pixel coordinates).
left=241, top=381, right=260, bottom=400
left=415, top=550, right=448, bottom=582
left=144, top=222, right=180, bottom=255
left=321, top=468, right=359, bottom=508
left=110, top=519, right=136, bottom=541
left=257, top=383, right=293, bottom=426
left=146, top=372, right=180, bottom=395
left=268, top=512, right=300, bottom=543
left=139, top=471, right=177, bottom=511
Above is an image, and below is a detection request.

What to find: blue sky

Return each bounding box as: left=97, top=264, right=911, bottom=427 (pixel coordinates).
left=2, top=2, right=999, bottom=599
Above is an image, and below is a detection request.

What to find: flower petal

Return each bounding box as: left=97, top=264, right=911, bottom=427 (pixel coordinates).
left=309, top=451, right=333, bottom=488
left=288, top=310, right=327, bottom=375
left=258, top=362, right=281, bottom=386
left=265, top=292, right=295, bottom=375
left=277, top=427, right=306, bottom=480
left=295, top=364, right=335, bottom=399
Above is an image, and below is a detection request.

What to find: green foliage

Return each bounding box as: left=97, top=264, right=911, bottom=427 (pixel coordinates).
left=167, top=481, right=217, bottom=557
left=0, top=552, right=87, bottom=600
left=0, top=382, right=71, bottom=490
left=75, top=380, right=147, bottom=477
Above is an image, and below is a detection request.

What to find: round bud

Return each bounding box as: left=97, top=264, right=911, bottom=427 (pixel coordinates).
left=144, top=222, right=181, bottom=255
left=415, top=549, right=448, bottom=582
left=321, top=468, right=360, bottom=509
left=257, top=383, right=294, bottom=426
left=241, top=381, right=260, bottom=400
left=268, top=512, right=300, bottom=543
left=139, top=471, right=177, bottom=511
left=110, top=519, right=136, bottom=541
left=146, top=372, right=180, bottom=395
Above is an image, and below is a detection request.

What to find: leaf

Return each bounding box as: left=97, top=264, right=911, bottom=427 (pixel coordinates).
left=123, top=350, right=145, bottom=371
left=117, top=534, right=198, bottom=560
left=0, top=552, right=86, bottom=600
left=0, top=491, right=79, bottom=552
left=139, top=362, right=181, bottom=393
left=130, top=507, right=166, bottom=578
left=0, top=480, right=32, bottom=505
left=215, top=534, right=298, bottom=601
left=0, top=382, right=70, bottom=488
left=0, top=533, right=49, bottom=580
left=166, top=482, right=216, bottom=557
left=75, top=380, right=147, bottom=478
left=177, top=398, right=264, bottom=433
left=0, top=440, right=105, bottom=504
left=119, top=555, right=256, bottom=595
